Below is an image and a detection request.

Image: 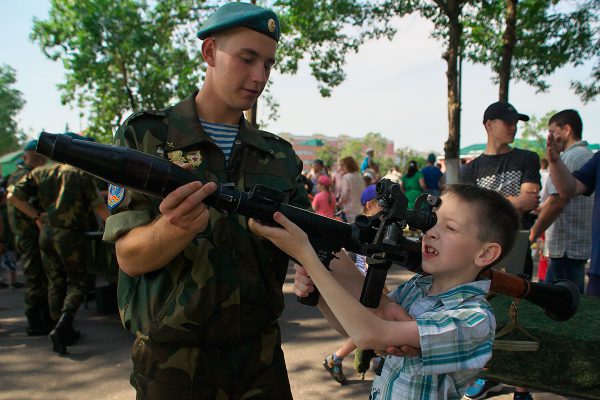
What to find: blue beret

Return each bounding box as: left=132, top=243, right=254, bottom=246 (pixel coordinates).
left=361, top=184, right=378, bottom=206
left=197, top=2, right=280, bottom=42
left=23, top=140, right=38, bottom=151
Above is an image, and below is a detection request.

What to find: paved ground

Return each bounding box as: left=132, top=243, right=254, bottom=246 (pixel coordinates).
left=0, top=267, right=582, bottom=400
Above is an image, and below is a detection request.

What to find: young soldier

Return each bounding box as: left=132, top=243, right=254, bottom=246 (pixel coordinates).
left=250, top=184, right=520, bottom=399
left=6, top=140, right=51, bottom=335
left=102, top=3, right=310, bottom=399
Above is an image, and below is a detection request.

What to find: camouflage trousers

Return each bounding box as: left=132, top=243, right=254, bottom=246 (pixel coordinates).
left=38, top=225, right=88, bottom=320
left=14, top=233, right=47, bottom=312
left=131, top=337, right=293, bottom=400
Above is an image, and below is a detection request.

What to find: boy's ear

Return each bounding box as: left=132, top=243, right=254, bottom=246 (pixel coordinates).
left=475, top=243, right=502, bottom=268
left=202, top=38, right=217, bottom=67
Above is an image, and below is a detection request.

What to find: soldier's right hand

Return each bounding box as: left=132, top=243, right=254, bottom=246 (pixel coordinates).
left=293, top=264, right=315, bottom=298
left=159, top=180, right=217, bottom=234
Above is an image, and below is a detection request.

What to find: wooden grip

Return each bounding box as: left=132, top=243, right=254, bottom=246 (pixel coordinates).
left=482, top=268, right=530, bottom=298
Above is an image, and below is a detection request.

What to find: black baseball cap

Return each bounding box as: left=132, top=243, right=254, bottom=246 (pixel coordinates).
left=483, top=101, right=529, bottom=123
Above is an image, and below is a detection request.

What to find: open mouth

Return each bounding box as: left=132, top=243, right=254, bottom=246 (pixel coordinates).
left=423, top=245, right=439, bottom=257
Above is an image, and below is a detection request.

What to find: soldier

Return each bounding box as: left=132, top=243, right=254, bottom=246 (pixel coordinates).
left=102, top=3, right=310, bottom=399
left=8, top=136, right=109, bottom=354
left=6, top=139, right=51, bottom=335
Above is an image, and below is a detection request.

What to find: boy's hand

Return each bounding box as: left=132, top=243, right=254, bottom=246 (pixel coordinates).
left=377, top=303, right=421, bottom=357
left=293, top=264, right=315, bottom=298
left=248, top=212, right=313, bottom=263
left=159, top=180, right=216, bottom=234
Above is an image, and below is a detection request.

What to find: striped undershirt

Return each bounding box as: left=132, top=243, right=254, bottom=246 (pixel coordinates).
left=199, top=119, right=239, bottom=161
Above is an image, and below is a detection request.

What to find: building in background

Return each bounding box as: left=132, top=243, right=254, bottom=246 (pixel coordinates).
left=278, top=133, right=395, bottom=169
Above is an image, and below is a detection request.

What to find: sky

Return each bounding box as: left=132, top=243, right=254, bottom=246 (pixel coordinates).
left=2, top=1, right=599, bottom=154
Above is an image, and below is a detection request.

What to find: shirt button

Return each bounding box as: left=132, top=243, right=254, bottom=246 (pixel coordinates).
left=235, top=140, right=241, bottom=145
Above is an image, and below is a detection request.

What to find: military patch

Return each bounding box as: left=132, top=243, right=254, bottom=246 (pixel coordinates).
left=107, top=184, right=125, bottom=209
left=167, top=150, right=203, bottom=167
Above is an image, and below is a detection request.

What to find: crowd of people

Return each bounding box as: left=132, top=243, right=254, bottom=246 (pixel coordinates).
left=301, top=151, right=445, bottom=224
left=1, top=3, right=599, bottom=400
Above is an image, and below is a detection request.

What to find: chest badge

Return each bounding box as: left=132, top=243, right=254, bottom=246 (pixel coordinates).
left=167, top=150, right=203, bottom=167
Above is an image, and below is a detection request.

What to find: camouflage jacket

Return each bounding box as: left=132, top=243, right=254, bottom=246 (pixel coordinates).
left=103, top=92, right=310, bottom=348
left=6, top=165, right=38, bottom=239
left=9, top=163, right=104, bottom=232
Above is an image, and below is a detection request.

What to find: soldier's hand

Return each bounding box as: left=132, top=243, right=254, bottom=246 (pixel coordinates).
left=293, top=263, right=315, bottom=298
left=35, top=212, right=47, bottom=230
left=159, top=181, right=217, bottom=234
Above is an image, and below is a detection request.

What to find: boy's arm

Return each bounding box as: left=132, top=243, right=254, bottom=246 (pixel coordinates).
left=250, top=212, right=420, bottom=350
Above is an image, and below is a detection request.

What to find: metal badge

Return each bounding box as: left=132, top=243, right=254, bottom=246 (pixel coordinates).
left=268, top=18, right=276, bottom=33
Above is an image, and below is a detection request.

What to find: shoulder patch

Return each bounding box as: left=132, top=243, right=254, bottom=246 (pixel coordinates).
left=107, top=184, right=126, bottom=209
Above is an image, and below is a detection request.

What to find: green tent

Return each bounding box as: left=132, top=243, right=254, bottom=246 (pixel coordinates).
left=0, top=150, right=24, bottom=177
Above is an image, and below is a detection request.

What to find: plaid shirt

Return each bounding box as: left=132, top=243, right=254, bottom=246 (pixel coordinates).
left=370, top=275, right=495, bottom=400
left=544, top=141, right=594, bottom=260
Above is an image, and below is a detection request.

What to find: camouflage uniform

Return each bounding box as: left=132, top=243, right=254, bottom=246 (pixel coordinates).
left=7, top=165, right=47, bottom=313
left=103, top=92, right=310, bottom=399
left=10, top=163, right=105, bottom=319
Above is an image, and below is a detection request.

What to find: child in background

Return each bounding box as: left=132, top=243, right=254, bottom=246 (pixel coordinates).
left=323, top=184, right=382, bottom=384
left=250, top=184, right=520, bottom=399
left=312, top=175, right=336, bottom=219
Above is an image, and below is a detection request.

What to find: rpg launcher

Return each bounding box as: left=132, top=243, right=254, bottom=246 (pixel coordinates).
left=36, top=132, right=579, bottom=320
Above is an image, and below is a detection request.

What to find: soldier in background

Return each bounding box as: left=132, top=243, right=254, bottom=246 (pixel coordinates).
left=8, top=134, right=109, bottom=354
left=6, top=139, right=51, bottom=335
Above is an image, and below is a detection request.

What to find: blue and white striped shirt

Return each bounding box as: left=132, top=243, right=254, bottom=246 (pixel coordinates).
left=199, top=119, right=239, bottom=161
left=370, top=275, right=495, bottom=400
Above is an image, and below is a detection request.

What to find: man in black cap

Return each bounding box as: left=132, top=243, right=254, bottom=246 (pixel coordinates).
left=462, top=101, right=540, bottom=400
left=103, top=2, right=309, bottom=399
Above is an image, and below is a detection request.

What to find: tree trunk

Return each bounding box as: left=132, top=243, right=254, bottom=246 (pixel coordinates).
left=443, top=0, right=463, bottom=184
left=499, top=0, right=517, bottom=102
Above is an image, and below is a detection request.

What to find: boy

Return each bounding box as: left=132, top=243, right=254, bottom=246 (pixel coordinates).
left=249, top=184, right=520, bottom=399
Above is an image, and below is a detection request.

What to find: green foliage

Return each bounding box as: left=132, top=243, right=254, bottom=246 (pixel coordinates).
left=571, top=0, right=600, bottom=103
left=31, top=0, right=208, bottom=143
left=0, top=65, right=26, bottom=155
left=274, top=0, right=397, bottom=96
left=314, top=143, right=339, bottom=168
left=519, top=111, right=555, bottom=159
left=464, top=0, right=597, bottom=94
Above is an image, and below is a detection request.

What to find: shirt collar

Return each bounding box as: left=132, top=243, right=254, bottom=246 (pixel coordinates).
left=414, top=275, right=491, bottom=308
left=165, top=91, right=274, bottom=156
left=564, top=140, right=589, bottom=153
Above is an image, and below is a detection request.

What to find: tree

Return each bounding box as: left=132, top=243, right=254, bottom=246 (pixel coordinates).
left=464, top=0, right=597, bottom=101
left=571, top=0, right=600, bottom=103
left=519, top=111, right=555, bottom=159
left=31, top=0, right=207, bottom=143
left=32, top=0, right=397, bottom=141
left=0, top=64, right=26, bottom=156
left=315, top=143, right=339, bottom=168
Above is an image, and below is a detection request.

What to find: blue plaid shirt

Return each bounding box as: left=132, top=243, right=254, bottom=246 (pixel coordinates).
left=370, top=275, right=495, bottom=400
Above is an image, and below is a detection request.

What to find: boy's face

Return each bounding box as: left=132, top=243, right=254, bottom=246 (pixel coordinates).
left=421, top=194, right=489, bottom=281
left=486, top=118, right=517, bottom=145
left=209, top=27, right=276, bottom=112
